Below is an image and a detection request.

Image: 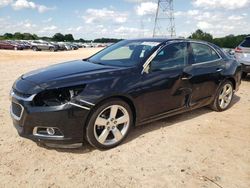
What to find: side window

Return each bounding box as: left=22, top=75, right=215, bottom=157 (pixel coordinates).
left=190, top=43, right=220, bottom=64
left=151, top=42, right=187, bottom=71
left=240, top=39, right=250, bottom=47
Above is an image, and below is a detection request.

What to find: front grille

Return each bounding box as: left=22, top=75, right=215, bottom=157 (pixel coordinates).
left=13, top=88, right=32, bottom=98
left=11, top=102, right=23, bottom=120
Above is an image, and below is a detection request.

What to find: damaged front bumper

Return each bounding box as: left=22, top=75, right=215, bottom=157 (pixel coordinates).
left=10, top=88, right=93, bottom=147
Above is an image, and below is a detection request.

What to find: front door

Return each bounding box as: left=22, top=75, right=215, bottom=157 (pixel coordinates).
left=140, top=42, right=190, bottom=119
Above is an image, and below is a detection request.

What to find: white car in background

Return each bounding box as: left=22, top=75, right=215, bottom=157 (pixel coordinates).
left=235, top=36, right=250, bottom=78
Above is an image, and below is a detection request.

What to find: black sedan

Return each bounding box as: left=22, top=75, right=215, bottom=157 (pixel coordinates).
left=10, top=38, right=242, bottom=149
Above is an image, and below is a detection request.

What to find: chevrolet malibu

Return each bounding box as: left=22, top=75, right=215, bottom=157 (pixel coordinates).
left=10, top=38, right=242, bottom=149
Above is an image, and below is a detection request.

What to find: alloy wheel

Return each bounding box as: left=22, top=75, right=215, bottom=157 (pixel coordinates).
left=93, top=105, right=130, bottom=146
left=218, top=83, right=233, bottom=109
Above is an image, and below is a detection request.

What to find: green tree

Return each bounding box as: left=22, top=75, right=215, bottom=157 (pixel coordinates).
left=23, top=33, right=34, bottom=40
left=78, top=38, right=86, bottom=43
left=64, top=34, right=74, bottom=41
left=93, top=38, right=122, bottom=43
left=32, top=34, right=39, bottom=40
left=52, top=33, right=65, bottom=41
left=13, top=32, right=24, bottom=40
left=3, top=33, right=13, bottom=39
left=189, top=29, right=213, bottom=42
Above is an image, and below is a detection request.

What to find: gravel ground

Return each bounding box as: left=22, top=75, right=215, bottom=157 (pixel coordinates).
left=0, top=48, right=250, bottom=188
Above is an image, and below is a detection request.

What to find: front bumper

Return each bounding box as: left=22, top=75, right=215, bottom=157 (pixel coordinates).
left=10, top=93, right=91, bottom=145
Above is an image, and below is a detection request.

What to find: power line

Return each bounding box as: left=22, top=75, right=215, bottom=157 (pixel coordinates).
left=153, top=0, right=176, bottom=37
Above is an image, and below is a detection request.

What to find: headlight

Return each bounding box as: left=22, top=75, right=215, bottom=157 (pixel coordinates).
left=33, top=85, right=85, bottom=106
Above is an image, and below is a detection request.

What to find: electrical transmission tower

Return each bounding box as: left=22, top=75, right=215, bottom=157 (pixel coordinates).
left=153, top=0, right=176, bottom=37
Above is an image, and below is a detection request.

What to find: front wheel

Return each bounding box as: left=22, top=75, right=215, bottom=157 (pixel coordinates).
left=210, top=81, right=234, bottom=111
left=32, top=46, right=38, bottom=51
left=85, top=99, right=133, bottom=149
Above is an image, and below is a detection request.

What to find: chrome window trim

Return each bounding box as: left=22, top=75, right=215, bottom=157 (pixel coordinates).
left=141, top=41, right=223, bottom=74
left=191, top=58, right=222, bottom=66
left=10, top=101, right=24, bottom=121
left=141, top=44, right=166, bottom=74
left=189, top=41, right=223, bottom=65
left=33, top=127, right=64, bottom=138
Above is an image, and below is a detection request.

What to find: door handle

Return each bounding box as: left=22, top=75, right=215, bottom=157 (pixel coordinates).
left=181, top=73, right=192, bottom=80
left=216, top=68, right=223, bottom=72
left=181, top=77, right=190, bottom=80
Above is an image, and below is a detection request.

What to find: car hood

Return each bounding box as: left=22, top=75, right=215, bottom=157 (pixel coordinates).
left=21, top=60, right=132, bottom=89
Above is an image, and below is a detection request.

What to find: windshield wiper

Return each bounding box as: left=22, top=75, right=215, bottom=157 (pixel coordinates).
left=83, top=58, right=104, bottom=65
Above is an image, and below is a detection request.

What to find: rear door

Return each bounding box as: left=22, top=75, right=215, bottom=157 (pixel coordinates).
left=183, top=42, right=224, bottom=106
left=40, top=42, right=47, bottom=50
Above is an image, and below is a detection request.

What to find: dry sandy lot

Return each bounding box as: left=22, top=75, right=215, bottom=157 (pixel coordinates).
left=0, top=48, right=250, bottom=188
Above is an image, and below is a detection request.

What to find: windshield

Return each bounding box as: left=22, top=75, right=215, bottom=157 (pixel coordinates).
left=88, top=40, right=161, bottom=67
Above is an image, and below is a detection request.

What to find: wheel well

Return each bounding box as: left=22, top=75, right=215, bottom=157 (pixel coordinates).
left=227, top=77, right=236, bottom=90
left=94, top=96, right=137, bottom=126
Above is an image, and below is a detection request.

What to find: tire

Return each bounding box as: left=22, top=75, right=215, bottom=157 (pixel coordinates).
left=242, top=72, right=248, bottom=79
left=85, top=99, right=133, bottom=149
left=49, top=47, right=55, bottom=52
left=210, top=81, right=234, bottom=112
left=32, top=46, right=38, bottom=51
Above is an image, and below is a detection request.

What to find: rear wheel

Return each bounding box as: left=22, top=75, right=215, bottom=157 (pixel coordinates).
left=49, top=47, right=55, bottom=52
left=85, top=99, right=133, bottom=149
left=210, top=81, right=234, bottom=111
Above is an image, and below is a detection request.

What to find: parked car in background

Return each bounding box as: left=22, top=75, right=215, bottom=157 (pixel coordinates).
left=10, top=38, right=242, bottom=149
left=0, top=41, right=23, bottom=50
left=68, top=43, right=78, bottom=50
left=30, top=41, right=58, bottom=51
left=14, top=41, right=31, bottom=49
left=83, top=43, right=94, bottom=48
left=73, top=43, right=82, bottom=48
left=96, top=43, right=107, bottom=48
left=235, top=36, right=250, bottom=78
left=49, top=42, right=62, bottom=51
left=222, top=48, right=235, bottom=58
left=82, top=43, right=93, bottom=48
left=57, top=42, right=68, bottom=50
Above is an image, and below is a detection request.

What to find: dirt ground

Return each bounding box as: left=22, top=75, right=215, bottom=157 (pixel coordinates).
left=0, top=48, right=249, bottom=188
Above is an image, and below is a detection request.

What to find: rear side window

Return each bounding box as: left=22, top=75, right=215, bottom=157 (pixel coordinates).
left=190, top=43, right=220, bottom=64
left=241, top=39, right=250, bottom=47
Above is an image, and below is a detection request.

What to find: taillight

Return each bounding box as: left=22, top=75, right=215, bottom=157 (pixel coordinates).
left=235, top=47, right=243, bottom=53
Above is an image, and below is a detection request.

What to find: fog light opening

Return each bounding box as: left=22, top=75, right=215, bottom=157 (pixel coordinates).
left=46, top=128, right=55, bottom=135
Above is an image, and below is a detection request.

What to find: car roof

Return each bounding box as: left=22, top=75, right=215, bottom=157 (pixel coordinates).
left=126, top=38, right=215, bottom=46
left=127, top=38, right=185, bottom=43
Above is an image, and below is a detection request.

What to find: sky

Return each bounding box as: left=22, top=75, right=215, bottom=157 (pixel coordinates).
left=0, top=0, right=250, bottom=39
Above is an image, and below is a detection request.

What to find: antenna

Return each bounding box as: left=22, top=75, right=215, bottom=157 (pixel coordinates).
left=153, top=0, right=176, bottom=37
